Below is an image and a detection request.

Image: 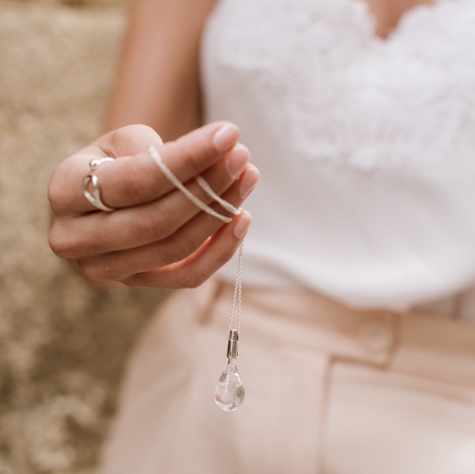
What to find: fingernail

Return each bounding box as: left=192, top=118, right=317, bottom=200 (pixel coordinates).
left=226, top=144, right=250, bottom=179
left=239, top=164, right=260, bottom=198
left=213, top=123, right=240, bottom=153
left=233, top=211, right=252, bottom=239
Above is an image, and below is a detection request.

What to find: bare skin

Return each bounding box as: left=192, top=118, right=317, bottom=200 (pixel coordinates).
left=49, top=122, right=260, bottom=288
left=105, top=0, right=218, bottom=139
left=364, top=0, right=436, bottom=40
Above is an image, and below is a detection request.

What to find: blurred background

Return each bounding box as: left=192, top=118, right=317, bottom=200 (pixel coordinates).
left=0, top=0, right=167, bottom=472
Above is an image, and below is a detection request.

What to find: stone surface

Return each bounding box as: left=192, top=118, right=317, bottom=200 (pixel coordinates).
left=0, top=1, right=167, bottom=472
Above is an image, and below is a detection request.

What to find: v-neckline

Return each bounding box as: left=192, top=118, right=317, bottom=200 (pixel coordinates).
left=351, top=0, right=445, bottom=44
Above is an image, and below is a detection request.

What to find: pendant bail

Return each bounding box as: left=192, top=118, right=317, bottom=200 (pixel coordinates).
left=227, top=329, right=239, bottom=360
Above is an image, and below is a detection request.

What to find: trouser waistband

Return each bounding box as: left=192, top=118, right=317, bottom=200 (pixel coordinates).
left=200, top=280, right=475, bottom=385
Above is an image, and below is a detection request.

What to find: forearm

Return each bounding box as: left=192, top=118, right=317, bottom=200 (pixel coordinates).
left=105, top=0, right=217, bottom=141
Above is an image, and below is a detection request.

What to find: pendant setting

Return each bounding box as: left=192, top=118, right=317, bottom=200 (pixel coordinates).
left=214, top=329, right=245, bottom=412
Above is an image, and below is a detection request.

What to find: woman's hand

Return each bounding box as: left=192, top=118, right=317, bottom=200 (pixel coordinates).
left=48, top=121, right=259, bottom=289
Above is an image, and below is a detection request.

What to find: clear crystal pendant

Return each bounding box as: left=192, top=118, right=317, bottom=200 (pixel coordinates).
left=214, top=329, right=245, bottom=412
left=147, top=149, right=247, bottom=411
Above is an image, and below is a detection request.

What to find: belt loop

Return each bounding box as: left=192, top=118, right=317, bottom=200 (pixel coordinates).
left=356, top=311, right=399, bottom=366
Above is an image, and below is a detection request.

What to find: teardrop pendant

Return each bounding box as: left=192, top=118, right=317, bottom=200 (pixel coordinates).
left=214, top=359, right=245, bottom=412
left=214, top=329, right=245, bottom=412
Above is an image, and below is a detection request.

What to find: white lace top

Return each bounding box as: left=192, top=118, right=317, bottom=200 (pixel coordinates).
left=201, top=0, right=475, bottom=318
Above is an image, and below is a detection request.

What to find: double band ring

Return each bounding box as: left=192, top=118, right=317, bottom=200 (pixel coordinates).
left=81, top=157, right=115, bottom=212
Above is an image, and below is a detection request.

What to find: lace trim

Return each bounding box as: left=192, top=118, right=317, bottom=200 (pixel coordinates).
left=211, top=0, right=475, bottom=170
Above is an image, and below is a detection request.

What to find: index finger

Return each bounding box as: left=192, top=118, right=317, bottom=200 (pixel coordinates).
left=48, top=121, right=240, bottom=215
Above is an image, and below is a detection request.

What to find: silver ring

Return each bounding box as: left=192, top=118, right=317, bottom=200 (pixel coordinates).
left=81, top=157, right=115, bottom=212
left=90, top=157, right=114, bottom=170
left=82, top=174, right=115, bottom=212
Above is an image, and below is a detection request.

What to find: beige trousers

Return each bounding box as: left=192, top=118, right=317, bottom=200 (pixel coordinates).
left=100, top=280, right=475, bottom=474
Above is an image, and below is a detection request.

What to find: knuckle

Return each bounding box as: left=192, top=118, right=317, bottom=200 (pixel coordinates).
left=180, top=142, right=203, bottom=175
left=121, top=275, right=141, bottom=288
left=170, top=138, right=208, bottom=176
left=120, top=163, right=155, bottom=203
left=174, top=269, right=207, bottom=289
left=76, top=258, right=107, bottom=281
left=131, top=209, right=172, bottom=243
left=47, top=166, right=68, bottom=213
left=49, top=221, right=76, bottom=258
left=187, top=271, right=208, bottom=288
left=215, top=245, right=236, bottom=268
left=47, top=181, right=60, bottom=212
left=121, top=272, right=154, bottom=289
left=110, top=124, right=161, bottom=154
left=159, top=234, right=197, bottom=265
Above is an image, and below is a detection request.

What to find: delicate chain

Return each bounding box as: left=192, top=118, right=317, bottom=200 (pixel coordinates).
left=229, top=240, right=244, bottom=334
left=195, top=175, right=241, bottom=216
left=148, top=146, right=234, bottom=224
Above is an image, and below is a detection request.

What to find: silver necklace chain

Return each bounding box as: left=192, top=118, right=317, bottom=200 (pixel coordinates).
left=195, top=175, right=241, bottom=216
left=148, top=146, right=241, bottom=224
left=229, top=240, right=244, bottom=334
